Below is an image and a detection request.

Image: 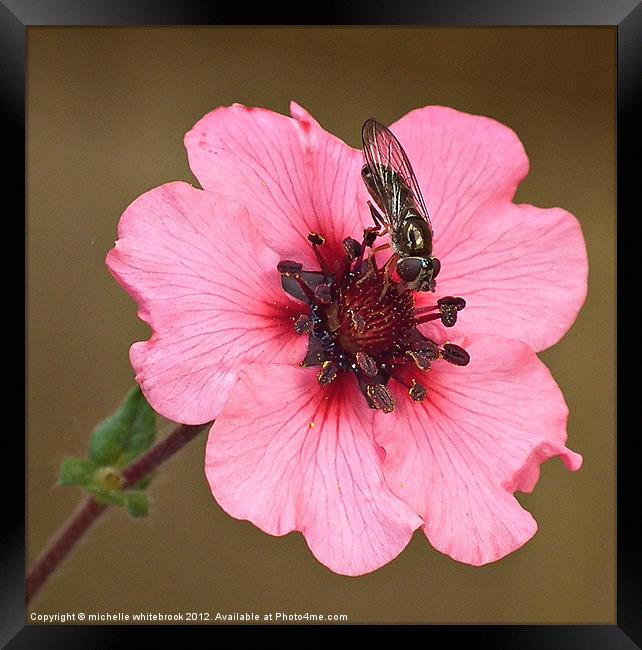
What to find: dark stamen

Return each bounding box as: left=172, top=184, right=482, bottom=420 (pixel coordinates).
left=363, top=227, right=379, bottom=248
left=307, top=232, right=325, bottom=246
left=356, top=351, right=379, bottom=376
left=350, top=310, right=366, bottom=334
left=366, top=383, right=396, bottom=413
left=294, top=315, right=312, bottom=334
left=318, top=360, right=339, bottom=386
left=437, top=296, right=466, bottom=328
left=353, top=227, right=379, bottom=271
left=279, top=227, right=468, bottom=412
left=414, top=313, right=443, bottom=325
left=438, top=296, right=466, bottom=311
left=408, top=379, right=427, bottom=402
left=343, top=237, right=362, bottom=260
left=307, top=233, right=331, bottom=276
left=277, top=260, right=303, bottom=274
left=408, top=338, right=439, bottom=356
left=441, top=343, right=470, bottom=366
left=406, top=349, right=433, bottom=371
left=314, top=284, right=332, bottom=304
left=290, top=274, right=316, bottom=302
left=414, top=304, right=439, bottom=316
left=439, top=310, right=457, bottom=327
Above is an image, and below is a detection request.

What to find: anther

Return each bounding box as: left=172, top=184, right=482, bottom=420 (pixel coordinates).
left=406, top=349, right=433, bottom=371
left=408, top=379, right=427, bottom=402
left=409, top=338, right=439, bottom=357
left=318, top=360, right=339, bottom=386
left=308, top=232, right=331, bottom=275
left=366, top=383, right=396, bottom=413
left=441, top=343, right=470, bottom=366
left=355, top=351, right=379, bottom=376
left=277, top=260, right=303, bottom=274
left=437, top=296, right=466, bottom=328
left=362, top=228, right=378, bottom=248
left=314, top=284, right=332, bottom=305
left=343, top=237, right=362, bottom=260
left=353, top=228, right=379, bottom=272
left=350, top=310, right=366, bottom=334
left=294, top=314, right=312, bottom=334
left=439, top=296, right=466, bottom=310
left=307, top=232, right=325, bottom=246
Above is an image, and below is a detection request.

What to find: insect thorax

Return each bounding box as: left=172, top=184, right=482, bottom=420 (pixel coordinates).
left=395, top=215, right=432, bottom=256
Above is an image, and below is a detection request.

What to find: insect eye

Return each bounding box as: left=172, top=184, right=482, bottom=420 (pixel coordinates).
left=396, top=257, right=424, bottom=282
left=431, top=257, right=441, bottom=279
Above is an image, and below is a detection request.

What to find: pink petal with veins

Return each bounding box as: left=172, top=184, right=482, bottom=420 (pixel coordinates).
left=375, top=334, right=582, bottom=566
left=417, top=203, right=588, bottom=351
left=205, top=365, right=423, bottom=576
left=185, top=102, right=369, bottom=268
left=106, top=181, right=306, bottom=424
left=391, top=107, right=588, bottom=351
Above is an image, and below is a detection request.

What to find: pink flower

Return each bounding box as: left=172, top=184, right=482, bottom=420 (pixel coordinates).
left=106, top=102, right=587, bottom=575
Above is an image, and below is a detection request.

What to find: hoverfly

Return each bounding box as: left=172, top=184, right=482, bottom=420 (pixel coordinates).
left=361, top=118, right=440, bottom=292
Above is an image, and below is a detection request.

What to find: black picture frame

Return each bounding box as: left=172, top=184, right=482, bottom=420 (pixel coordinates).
left=9, top=1, right=634, bottom=646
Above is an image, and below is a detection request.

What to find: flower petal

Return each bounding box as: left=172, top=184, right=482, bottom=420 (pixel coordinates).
left=106, top=181, right=306, bottom=424
left=418, top=203, right=588, bottom=351
left=375, top=335, right=582, bottom=566
left=205, top=365, right=423, bottom=576
left=390, top=106, right=529, bottom=243
left=184, top=102, right=369, bottom=266
left=390, top=107, right=587, bottom=351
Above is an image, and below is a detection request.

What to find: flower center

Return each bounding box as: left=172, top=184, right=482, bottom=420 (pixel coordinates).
left=334, top=270, right=416, bottom=355
left=278, top=232, right=469, bottom=413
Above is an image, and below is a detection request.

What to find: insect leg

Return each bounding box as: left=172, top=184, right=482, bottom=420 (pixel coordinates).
left=368, top=201, right=389, bottom=235
left=355, top=248, right=379, bottom=285
left=353, top=208, right=389, bottom=274
left=378, top=254, right=398, bottom=299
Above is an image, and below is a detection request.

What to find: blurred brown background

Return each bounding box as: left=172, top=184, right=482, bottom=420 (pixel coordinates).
left=27, top=27, right=615, bottom=624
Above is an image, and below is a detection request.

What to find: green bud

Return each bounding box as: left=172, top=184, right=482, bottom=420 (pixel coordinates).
left=58, top=387, right=158, bottom=514
left=92, top=466, right=124, bottom=491
left=89, top=387, right=156, bottom=467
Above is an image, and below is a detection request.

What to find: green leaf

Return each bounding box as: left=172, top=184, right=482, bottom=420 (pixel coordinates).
left=58, top=458, right=96, bottom=486
left=58, top=388, right=158, bottom=514
left=124, top=490, right=149, bottom=517
left=89, top=387, right=156, bottom=467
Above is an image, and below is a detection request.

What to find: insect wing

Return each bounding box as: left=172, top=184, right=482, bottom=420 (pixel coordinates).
left=361, top=118, right=432, bottom=234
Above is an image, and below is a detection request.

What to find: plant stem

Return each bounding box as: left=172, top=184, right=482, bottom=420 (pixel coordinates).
left=26, top=422, right=210, bottom=605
